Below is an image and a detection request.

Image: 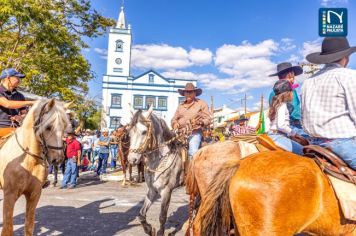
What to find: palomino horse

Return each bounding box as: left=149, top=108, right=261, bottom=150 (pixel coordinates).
left=115, top=126, right=144, bottom=185
left=185, top=141, right=251, bottom=236
left=200, top=150, right=356, bottom=236
left=0, top=99, right=69, bottom=236
left=127, top=106, right=185, bottom=236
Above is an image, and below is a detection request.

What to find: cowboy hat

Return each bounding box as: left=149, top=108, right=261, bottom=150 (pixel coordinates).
left=178, top=83, right=202, bottom=97
left=269, top=62, right=303, bottom=77
left=235, top=115, right=249, bottom=124
left=306, top=37, right=356, bottom=64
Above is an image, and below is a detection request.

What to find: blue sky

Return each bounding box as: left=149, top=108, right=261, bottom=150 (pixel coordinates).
left=84, top=0, right=355, bottom=111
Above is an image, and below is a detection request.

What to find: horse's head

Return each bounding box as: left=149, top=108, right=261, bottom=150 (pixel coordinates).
left=127, top=106, right=155, bottom=165
left=26, top=98, right=70, bottom=164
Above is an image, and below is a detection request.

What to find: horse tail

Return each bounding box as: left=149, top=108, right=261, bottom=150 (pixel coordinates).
left=185, top=154, right=198, bottom=196
left=199, top=159, right=240, bottom=236
left=184, top=148, right=203, bottom=236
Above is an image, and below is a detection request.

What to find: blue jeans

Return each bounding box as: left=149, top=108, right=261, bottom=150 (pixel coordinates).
left=110, top=146, right=118, bottom=168
left=61, top=159, right=77, bottom=187
left=97, top=153, right=109, bottom=175
left=93, top=147, right=100, bottom=162
left=268, top=133, right=304, bottom=155
left=188, top=131, right=202, bottom=158
left=321, top=138, right=356, bottom=170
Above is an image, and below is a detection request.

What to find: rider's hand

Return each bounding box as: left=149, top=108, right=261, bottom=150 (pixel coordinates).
left=10, top=115, right=23, bottom=123
left=172, top=123, right=179, bottom=130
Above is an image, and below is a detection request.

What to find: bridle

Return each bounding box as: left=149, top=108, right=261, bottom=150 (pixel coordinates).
left=129, top=119, right=156, bottom=155
left=15, top=101, right=64, bottom=162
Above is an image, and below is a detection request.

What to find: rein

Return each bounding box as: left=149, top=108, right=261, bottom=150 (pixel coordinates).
left=15, top=131, right=44, bottom=161
left=128, top=118, right=185, bottom=173
left=14, top=100, right=63, bottom=163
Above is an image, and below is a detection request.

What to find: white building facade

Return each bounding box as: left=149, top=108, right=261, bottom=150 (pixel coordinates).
left=102, top=7, right=196, bottom=129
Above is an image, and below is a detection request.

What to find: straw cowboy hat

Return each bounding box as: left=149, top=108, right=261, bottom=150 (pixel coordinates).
left=269, top=62, right=303, bottom=77
left=178, top=83, right=202, bottom=96
left=306, top=37, right=356, bottom=64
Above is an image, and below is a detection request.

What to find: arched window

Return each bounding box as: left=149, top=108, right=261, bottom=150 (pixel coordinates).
left=116, top=40, right=124, bottom=52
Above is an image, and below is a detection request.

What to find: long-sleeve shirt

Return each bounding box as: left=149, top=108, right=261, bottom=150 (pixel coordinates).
left=301, top=63, right=356, bottom=139
left=269, top=103, right=293, bottom=135
left=171, top=98, right=211, bottom=131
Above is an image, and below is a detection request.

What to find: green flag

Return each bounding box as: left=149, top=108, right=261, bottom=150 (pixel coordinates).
left=256, top=110, right=265, bottom=134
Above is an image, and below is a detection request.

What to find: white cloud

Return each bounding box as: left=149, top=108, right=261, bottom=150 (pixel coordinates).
left=162, top=70, right=217, bottom=82
left=321, top=0, right=348, bottom=6
left=188, top=48, right=213, bottom=65
left=280, top=38, right=296, bottom=51
left=94, top=48, right=108, bottom=60
left=288, top=54, right=300, bottom=63
left=131, top=44, right=212, bottom=70
left=300, top=39, right=322, bottom=60
left=213, top=40, right=278, bottom=90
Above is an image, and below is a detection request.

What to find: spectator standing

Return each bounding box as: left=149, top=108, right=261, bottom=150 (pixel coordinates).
left=96, top=128, right=110, bottom=176
left=92, top=131, right=101, bottom=163
left=81, top=129, right=93, bottom=162
left=61, top=131, right=81, bottom=189
left=109, top=130, right=119, bottom=170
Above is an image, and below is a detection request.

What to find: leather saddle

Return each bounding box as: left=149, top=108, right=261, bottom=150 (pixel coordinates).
left=0, top=127, right=15, bottom=149
left=256, top=134, right=284, bottom=151
left=303, top=145, right=356, bottom=184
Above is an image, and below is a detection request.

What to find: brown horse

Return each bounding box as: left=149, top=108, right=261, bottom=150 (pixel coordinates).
left=185, top=140, right=259, bottom=236
left=0, top=99, right=69, bottom=236
left=200, top=150, right=356, bottom=236
left=116, top=126, right=144, bottom=186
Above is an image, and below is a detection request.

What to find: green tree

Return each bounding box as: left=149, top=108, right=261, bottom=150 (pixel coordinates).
left=0, top=0, right=115, bottom=101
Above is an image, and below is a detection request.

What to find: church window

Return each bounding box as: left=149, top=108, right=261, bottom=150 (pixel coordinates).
left=116, top=40, right=124, bottom=52
left=149, top=74, right=154, bottom=83
left=133, top=95, right=143, bottom=109
left=111, top=94, right=122, bottom=107
left=110, top=116, right=121, bottom=128
left=146, top=96, right=156, bottom=109
left=158, top=97, right=167, bottom=110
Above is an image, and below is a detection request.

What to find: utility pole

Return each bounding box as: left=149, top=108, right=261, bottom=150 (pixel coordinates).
left=244, top=93, right=247, bottom=115
left=210, top=95, right=214, bottom=130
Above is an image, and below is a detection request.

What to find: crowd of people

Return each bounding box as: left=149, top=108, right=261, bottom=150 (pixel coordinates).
left=53, top=127, right=123, bottom=188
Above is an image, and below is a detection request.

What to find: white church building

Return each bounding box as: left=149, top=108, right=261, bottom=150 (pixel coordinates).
left=101, top=7, right=196, bottom=129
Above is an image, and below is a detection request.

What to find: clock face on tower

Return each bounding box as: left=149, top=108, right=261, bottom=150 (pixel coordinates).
left=115, top=58, right=122, bottom=65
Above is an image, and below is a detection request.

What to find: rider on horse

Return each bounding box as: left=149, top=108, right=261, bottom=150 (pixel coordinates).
left=171, top=83, right=211, bottom=160
left=302, top=37, right=356, bottom=170
left=0, top=68, right=35, bottom=137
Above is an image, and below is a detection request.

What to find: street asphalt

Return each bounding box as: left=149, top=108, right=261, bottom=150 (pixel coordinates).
left=0, top=172, right=189, bottom=236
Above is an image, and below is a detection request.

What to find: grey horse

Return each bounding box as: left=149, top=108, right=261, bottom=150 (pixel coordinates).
left=127, top=106, right=185, bottom=236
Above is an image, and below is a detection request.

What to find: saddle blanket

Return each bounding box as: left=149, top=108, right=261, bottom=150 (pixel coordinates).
left=328, top=175, right=356, bottom=221
left=237, top=141, right=259, bottom=159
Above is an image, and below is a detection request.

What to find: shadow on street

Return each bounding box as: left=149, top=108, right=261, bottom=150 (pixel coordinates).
left=5, top=198, right=142, bottom=236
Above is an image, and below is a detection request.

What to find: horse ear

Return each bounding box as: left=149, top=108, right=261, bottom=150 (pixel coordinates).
left=144, top=104, right=154, bottom=119
left=128, top=103, right=135, bottom=117
left=46, top=98, right=56, bottom=111
left=64, top=101, right=74, bottom=109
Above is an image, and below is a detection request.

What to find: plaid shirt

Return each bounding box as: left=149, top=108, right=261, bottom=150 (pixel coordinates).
left=301, top=63, right=356, bottom=139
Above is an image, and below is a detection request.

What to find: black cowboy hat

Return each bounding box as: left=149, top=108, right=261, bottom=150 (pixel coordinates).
left=178, top=83, right=202, bottom=97
left=235, top=115, right=249, bottom=124
left=306, top=37, right=356, bottom=64
left=269, top=62, right=303, bottom=77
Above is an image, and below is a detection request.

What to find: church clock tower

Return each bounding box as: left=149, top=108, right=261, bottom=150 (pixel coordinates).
left=106, top=6, right=132, bottom=77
